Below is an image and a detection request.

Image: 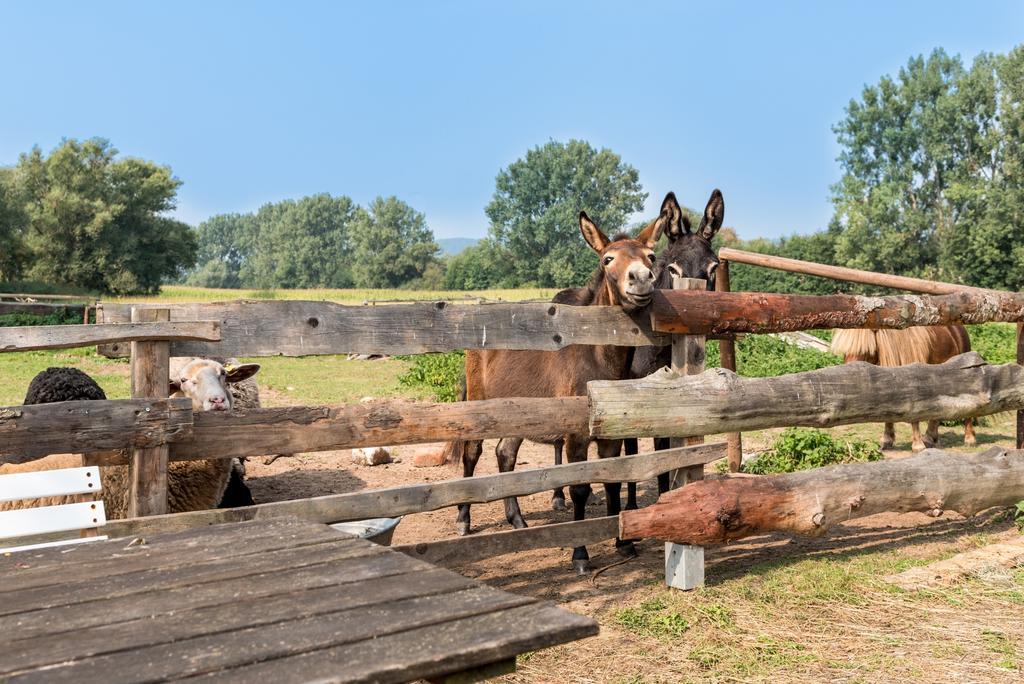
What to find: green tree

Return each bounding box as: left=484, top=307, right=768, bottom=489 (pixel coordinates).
left=349, top=196, right=439, bottom=288
left=0, top=167, right=29, bottom=281
left=830, top=46, right=1024, bottom=289
left=188, top=213, right=256, bottom=288
left=14, top=138, right=195, bottom=294
left=239, top=194, right=358, bottom=289
left=442, top=238, right=515, bottom=290
left=485, top=140, right=646, bottom=287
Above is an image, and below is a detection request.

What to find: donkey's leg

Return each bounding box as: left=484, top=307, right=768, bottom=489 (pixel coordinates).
left=964, top=417, right=977, bottom=446
left=623, top=438, right=639, bottom=511
left=654, top=437, right=671, bottom=495
left=881, top=423, right=896, bottom=450
left=599, top=438, right=636, bottom=558
left=496, top=438, right=527, bottom=529
left=910, top=423, right=927, bottom=452
left=551, top=439, right=567, bottom=511
left=455, top=440, right=483, bottom=536
left=924, top=420, right=939, bottom=448
left=565, top=434, right=593, bottom=574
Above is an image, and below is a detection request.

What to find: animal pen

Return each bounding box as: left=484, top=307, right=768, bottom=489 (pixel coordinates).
left=2, top=255, right=1024, bottom=589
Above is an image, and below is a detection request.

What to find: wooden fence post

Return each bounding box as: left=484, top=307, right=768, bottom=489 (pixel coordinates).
left=128, top=307, right=170, bottom=517
left=716, top=261, right=743, bottom=472
left=1018, top=323, right=1023, bottom=449
left=665, top=276, right=705, bottom=591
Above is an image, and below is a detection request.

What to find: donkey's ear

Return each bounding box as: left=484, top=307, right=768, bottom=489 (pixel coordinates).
left=660, top=192, right=687, bottom=243
left=635, top=214, right=664, bottom=249
left=579, top=211, right=610, bottom=253
left=697, top=189, right=724, bottom=240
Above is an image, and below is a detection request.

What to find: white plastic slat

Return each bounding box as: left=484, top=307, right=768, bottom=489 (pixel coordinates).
left=0, top=535, right=108, bottom=554
left=0, top=466, right=102, bottom=504
left=0, top=501, right=107, bottom=541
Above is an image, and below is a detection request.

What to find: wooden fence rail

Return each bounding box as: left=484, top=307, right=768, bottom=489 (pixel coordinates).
left=650, top=289, right=1024, bottom=336
left=590, top=352, right=1024, bottom=439
left=0, top=321, right=221, bottom=353
left=0, top=398, right=194, bottom=463
left=100, top=443, right=725, bottom=538
left=97, top=300, right=668, bottom=357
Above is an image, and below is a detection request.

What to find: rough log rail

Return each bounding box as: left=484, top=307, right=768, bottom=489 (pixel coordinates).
left=649, top=289, right=1024, bottom=336
left=717, top=247, right=987, bottom=295
left=619, top=447, right=1024, bottom=544
left=0, top=321, right=221, bottom=352
left=100, top=443, right=725, bottom=538
left=590, top=352, right=1024, bottom=439
left=96, top=300, right=669, bottom=357
left=0, top=398, right=194, bottom=463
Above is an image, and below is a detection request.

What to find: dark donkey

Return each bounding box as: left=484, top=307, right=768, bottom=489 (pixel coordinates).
left=550, top=190, right=724, bottom=512
left=443, top=195, right=676, bottom=574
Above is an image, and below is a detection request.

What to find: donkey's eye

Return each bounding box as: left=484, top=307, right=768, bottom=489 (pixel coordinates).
left=603, top=255, right=614, bottom=265
left=647, top=253, right=656, bottom=261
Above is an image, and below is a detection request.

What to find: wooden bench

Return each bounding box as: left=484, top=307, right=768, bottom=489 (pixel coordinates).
left=0, top=466, right=107, bottom=553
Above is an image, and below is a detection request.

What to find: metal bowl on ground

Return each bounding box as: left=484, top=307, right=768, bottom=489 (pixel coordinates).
left=329, top=517, right=402, bottom=545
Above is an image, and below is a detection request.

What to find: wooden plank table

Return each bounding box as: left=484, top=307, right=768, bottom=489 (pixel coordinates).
left=0, top=518, right=597, bottom=683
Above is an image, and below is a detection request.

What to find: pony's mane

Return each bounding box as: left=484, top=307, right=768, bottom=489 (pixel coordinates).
left=831, top=327, right=952, bottom=366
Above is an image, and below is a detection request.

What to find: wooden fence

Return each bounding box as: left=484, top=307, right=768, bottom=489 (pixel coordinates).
left=3, top=273, right=1024, bottom=569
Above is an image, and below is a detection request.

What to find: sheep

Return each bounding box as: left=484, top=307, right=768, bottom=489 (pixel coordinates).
left=1, top=359, right=261, bottom=517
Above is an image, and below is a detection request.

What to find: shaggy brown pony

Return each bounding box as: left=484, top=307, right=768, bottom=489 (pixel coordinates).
left=443, top=194, right=680, bottom=573
left=830, top=326, right=977, bottom=451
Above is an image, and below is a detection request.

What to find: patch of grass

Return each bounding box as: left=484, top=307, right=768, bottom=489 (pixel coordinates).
left=613, top=597, right=690, bottom=640
left=705, top=334, right=841, bottom=377
left=396, top=351, right=464, bottom=402
left=741, top=427, right=883, bottom=475
left=982, top=629, right=1019, bottom=670
left=0, top=348, right=130, bottom=405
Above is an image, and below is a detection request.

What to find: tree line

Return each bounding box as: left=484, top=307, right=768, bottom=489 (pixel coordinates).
left=1, top=44, right=1021, bottom=295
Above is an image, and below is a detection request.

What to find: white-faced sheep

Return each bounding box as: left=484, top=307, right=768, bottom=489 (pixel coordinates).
left=0, top=360, right=261, bottom=517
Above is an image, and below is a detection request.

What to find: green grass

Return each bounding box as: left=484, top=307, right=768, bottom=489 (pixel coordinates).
left=737, top=427, right=883, bottom=475
left=706, top=333, right=842, bottom=377
left=0, top=347, right=130, bottom=405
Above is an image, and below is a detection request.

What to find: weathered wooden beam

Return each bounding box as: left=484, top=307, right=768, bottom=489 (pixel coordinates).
left=170, top=396, right=591, bottom=462
left=0, top=302, right=85, bottom=318
left=0, top=321, right=220, bottom=352
left=128, top=308, right=171, bottom=517
left=669, top=276, right=706, bottom=488
left=620, top=447, right=1024, bottom=544
left=1018, top=323, right=1024, bottom=450
left=715, top=261, right=743, bottom=473
left=396, top=517, right=621, bottom=566
left=590, top=352, right=1024, bottom=439
left=97, top=300, right=668, bottom=357
left=100, top=443, right=725, bottom=538
left=717, top=247, right=986, bottom=295
left=0, top=398, right=194, bottom=464
left=649, top=289, right=1024, bottom=336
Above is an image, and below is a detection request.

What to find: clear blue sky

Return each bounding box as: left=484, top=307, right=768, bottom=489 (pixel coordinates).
left=1, top=1, right=1021, bottom=240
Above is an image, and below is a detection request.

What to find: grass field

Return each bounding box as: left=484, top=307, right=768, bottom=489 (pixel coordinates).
left=108, top=284, right=558, bottom=303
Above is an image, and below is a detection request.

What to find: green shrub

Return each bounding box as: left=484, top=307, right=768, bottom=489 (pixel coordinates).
left=0, top=309, right=83, bottom=327
left=743, top=427, right=883, bottom=475
left=706, top=334, right=841, bottom=378
left=967, top=323, right=1016, bottom=365
left=397, top=351, right=464, bottom=402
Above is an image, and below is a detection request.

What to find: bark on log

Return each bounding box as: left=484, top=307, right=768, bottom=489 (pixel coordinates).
left=649, top=289, right=1024, bottom=336
left=590, top=352, right=1024, bottom=439
left=620, top=447, right=1024, bottom=544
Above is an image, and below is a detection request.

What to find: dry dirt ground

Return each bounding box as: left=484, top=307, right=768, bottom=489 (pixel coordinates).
left=244, top=424, right=1024, bottom=684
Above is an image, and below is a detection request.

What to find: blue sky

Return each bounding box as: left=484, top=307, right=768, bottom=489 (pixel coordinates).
left=1, top=1, right=1021, bottom=240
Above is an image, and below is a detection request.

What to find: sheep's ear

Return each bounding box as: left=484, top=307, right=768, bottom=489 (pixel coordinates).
left=226, top=363, right=260, bottom=383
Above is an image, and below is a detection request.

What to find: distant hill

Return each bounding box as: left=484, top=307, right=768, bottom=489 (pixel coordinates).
left=437, top=237, right=479, bottom=256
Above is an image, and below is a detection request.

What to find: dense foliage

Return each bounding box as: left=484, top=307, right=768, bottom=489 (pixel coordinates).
left=741, top=428, right=883, bottom=475
left=396, top=351, right=464, bottom=402
left=0, top=139, right=196, bottom=294
left=448, top=140, right=646, bottom=289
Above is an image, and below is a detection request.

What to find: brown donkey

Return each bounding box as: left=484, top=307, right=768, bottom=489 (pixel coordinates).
left=830, top=326, right=977, bottom=451
left=444, top=194, right=679, bottom=574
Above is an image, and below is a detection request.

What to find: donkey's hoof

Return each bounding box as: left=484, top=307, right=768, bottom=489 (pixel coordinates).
left=510, top=518, right=528, bottom=530
left=964, top=436, right=977, bottom=446
left=615, top=540, right=638, bottom=558
left=911, top=442, right=926, bottom=453
left=880, top=440, right=895, bottom=450
left=572, top=559, right=593, bottom=575
left=456, top=522, right=471, bottom=536
left=551, top=497, right=568, bottom=512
